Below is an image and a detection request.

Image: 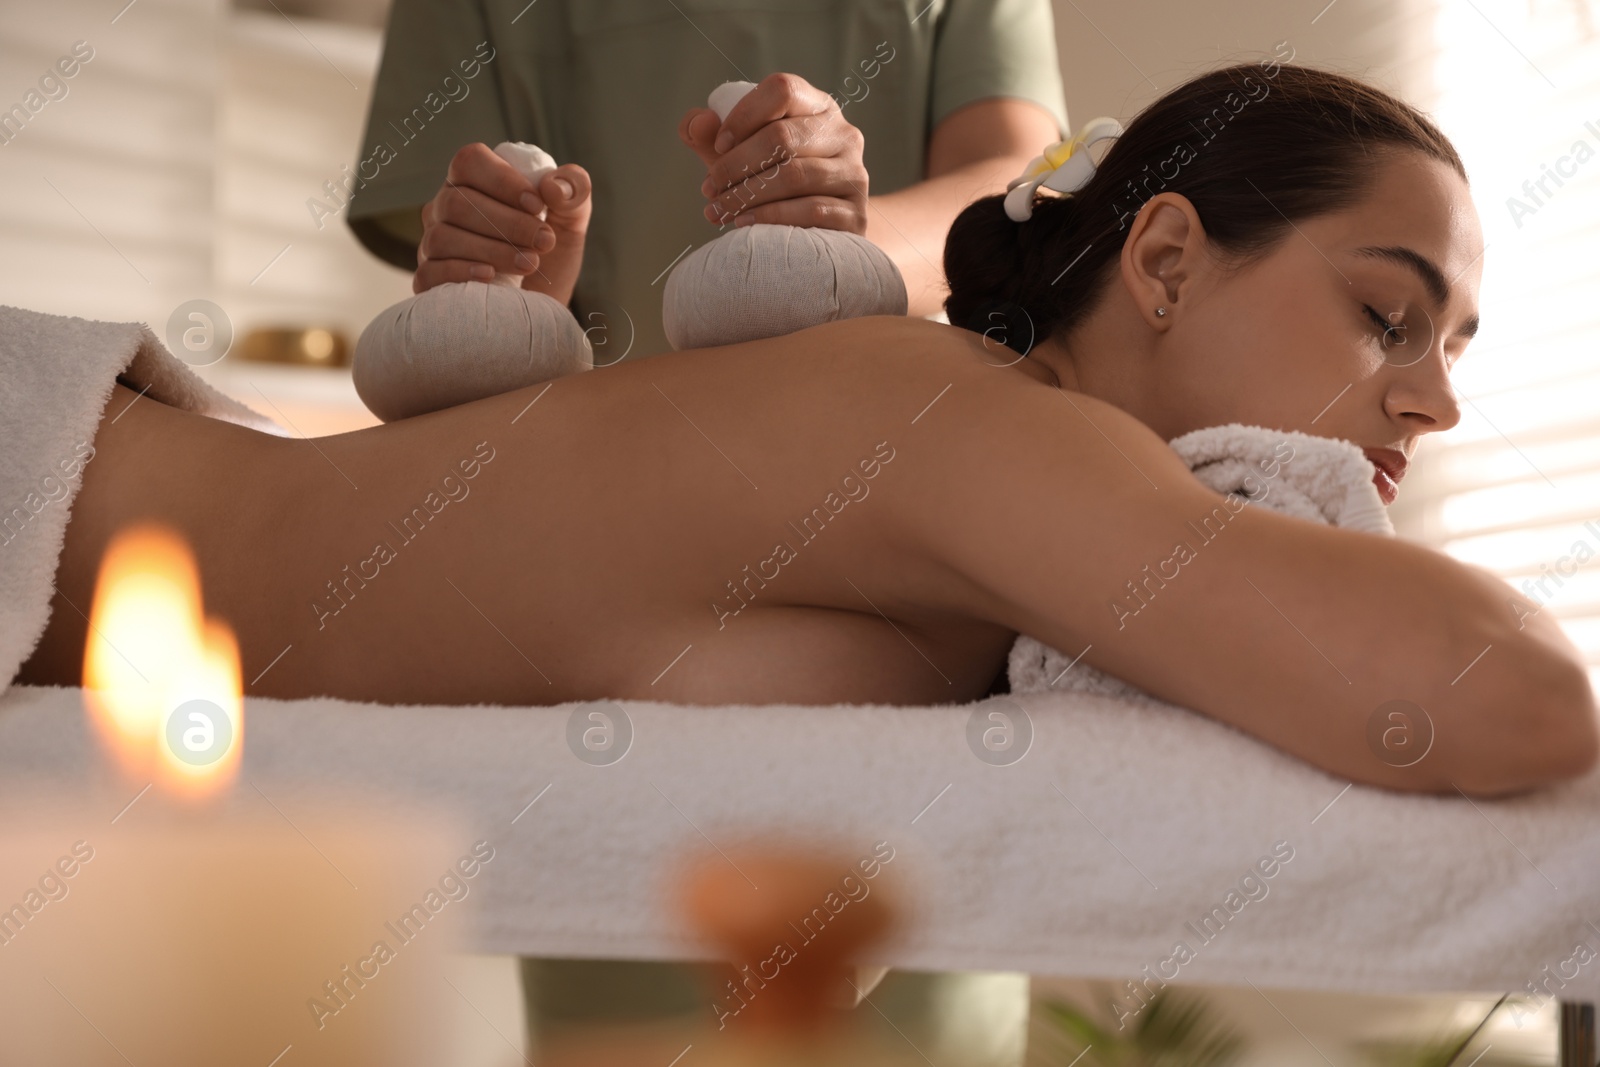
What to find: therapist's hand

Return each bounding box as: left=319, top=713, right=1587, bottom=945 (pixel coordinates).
left=416, top=142, right=592, bottom=304
left=679, top=72, right=868, bottom=234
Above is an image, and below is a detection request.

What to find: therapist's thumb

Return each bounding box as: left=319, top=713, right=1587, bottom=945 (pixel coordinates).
left=678, top=107, right=721, bottom=167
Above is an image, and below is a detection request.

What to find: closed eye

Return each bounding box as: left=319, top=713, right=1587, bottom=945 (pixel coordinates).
left=1363, top=305, right=1404, bottom=345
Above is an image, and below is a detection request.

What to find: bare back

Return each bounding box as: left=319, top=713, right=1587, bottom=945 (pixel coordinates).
left=25, top=317, right=1047, bottom=707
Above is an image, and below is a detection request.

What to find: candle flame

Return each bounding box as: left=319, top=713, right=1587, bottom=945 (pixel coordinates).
left=83, top=524, right=242, bottom=797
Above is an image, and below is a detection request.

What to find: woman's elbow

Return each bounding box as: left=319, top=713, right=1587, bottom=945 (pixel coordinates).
left=1526, top=662, right=1600, bottom=783
left=1450, top=656, right=1599, bottom=797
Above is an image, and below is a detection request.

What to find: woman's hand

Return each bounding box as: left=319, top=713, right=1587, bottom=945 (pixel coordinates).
left=679, top=72, right=869, bottom=234
left=416, top=142, right=592, bottom=305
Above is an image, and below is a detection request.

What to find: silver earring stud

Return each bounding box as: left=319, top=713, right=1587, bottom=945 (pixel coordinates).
left=1154, top=307, right=1168, bottom=318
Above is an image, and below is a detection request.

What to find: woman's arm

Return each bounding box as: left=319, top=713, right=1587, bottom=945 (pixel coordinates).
left=865, top=98, right=1061, bottom=317
left=909, top=376, right=1597, bottom=796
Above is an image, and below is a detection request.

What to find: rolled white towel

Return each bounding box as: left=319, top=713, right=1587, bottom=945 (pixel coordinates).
left=1171, top=422, right=1393, bottom=535
left=1008, top=424, right=1393, bottom=697
left=661, top=81, right=908, bottom=350
left=353, top=142, right=592, bottom=423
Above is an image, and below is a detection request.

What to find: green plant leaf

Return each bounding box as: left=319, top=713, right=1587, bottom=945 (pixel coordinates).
left=1038, top=998, right=1116, bottom=1048
left=1035, top=989, right=1245, bottom=1067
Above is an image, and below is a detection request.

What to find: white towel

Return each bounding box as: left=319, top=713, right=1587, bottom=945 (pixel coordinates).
left=0, top=305, right=273, bottom=695
left=1010, top=423, right=1393, bottom=698
left=2, top=683, right=1596, bottom=1004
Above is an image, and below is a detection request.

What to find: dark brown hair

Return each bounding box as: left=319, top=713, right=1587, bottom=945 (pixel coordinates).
left=943, top=61, right=1467, bottom=353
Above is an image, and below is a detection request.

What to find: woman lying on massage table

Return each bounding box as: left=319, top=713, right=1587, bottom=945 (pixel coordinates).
left=18, top=65, right=1597, bottom=797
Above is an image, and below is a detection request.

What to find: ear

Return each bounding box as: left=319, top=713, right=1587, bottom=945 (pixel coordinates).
left=1118, top=192, right=1208, bottom=329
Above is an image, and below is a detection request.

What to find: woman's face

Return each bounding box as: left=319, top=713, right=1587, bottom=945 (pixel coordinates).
left=1147, top=152, right=1482, bottom=504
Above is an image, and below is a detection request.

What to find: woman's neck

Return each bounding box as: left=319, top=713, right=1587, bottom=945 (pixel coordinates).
left=1021, top=305, right=1163, bottom=432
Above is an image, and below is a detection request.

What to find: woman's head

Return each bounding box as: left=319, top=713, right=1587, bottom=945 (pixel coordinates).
left=944, top=62, right=1483, bottom=491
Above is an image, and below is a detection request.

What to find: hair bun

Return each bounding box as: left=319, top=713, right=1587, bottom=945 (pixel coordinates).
left=942, top=195, right=1023, bottom=335
left=968, top=298, right=1037, bottom=356
left=944, top=192, right=1077, bottom=348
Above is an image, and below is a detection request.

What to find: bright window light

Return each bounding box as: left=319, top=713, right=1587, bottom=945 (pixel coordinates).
left=1400, top=0, right=1600, bottom=688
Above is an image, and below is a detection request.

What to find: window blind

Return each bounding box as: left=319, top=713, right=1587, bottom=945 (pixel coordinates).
left=1390, top=0, right=1600, bottom=691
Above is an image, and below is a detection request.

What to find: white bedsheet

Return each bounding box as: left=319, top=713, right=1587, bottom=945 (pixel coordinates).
left=3, top=683, right=1596, bottom=1002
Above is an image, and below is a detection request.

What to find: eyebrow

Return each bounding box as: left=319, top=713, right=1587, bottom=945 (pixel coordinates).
left=1353, top=245, right=1481, bottom=339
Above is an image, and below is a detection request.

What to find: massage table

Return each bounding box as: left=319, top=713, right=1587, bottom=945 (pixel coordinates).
left=1, top=683, right=1596, bottom=1064
left=2, top=306, right=1597, bottom=1063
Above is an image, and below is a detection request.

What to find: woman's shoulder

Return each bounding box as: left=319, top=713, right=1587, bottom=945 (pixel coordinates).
left=778, top=314, right=1040, bottom=388
left=738, top=314, right=1196, bottom=540
left=609, top=314, right=1015, bottom=412
left=793, top=315, right=1152, bottom=440
left=772, top=313, right=979, bottom=360
left=570, top=312, right=1158, bottom=476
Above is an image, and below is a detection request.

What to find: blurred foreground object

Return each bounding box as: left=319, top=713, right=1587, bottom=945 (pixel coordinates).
left=680, top=848, right=896, bottom=1034
left=0, top=522, right=462, bottom=1065
left=0, top=814, right=464, bottom=1066
left=541, top=843, right=940, bottom=1067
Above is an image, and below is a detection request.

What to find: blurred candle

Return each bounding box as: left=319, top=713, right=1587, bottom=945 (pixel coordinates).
left=81, top=523, right=241, bottom=796
left=0, top=523, right=462, bottom=1065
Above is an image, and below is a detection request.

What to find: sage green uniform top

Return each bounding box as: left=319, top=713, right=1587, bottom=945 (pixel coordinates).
left=347, top=0, right=1070, bottom=361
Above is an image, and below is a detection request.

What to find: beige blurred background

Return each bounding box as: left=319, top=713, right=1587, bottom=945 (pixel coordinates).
left=0, top=0, right=1595, bottom=1063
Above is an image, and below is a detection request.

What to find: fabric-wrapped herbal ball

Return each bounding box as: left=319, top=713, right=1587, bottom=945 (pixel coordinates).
left=352, top=140, right=594, bottom=422
left=353, top=283, right=592, bottom=422
left=662, top=222, right=907, bottom=350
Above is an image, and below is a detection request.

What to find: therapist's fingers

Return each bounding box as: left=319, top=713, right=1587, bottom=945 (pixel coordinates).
left=538, top=163, right=592, bottom=227
left=422, top=184, right=547, bottom=257
left=678, top=107, right=722, bottom=167
left=703, top=111, right=863, bottom=199
left=414, top=221, right=555, bottom=293
left=705, top=154, right=867, bottom=228
left=711, top=194, right=868, bottom=234
left=413, top=258, right=497, bottom=293
left=414, top=244, right=549, bottom=294
left=711, top=72, right=837, bottom=156
left=440, top=141, right=537, bottom=212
